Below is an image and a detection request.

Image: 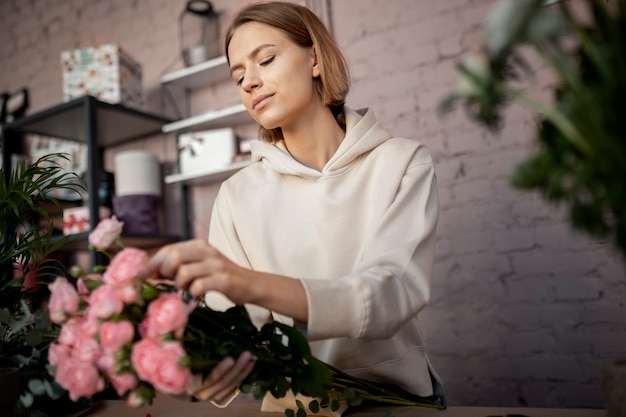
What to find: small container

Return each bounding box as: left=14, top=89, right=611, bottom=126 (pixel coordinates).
left=114, top=150, right=161, bottom=197
left=112, top=194, right=160, bottom=235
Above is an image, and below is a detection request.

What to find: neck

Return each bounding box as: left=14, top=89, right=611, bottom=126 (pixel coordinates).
left=282, top=106, right=345, bottom=171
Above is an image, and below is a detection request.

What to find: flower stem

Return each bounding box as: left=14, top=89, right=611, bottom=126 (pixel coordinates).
left=325, top=364, right=446, bottom=410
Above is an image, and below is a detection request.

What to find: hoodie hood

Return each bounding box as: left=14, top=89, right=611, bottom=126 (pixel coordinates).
left=250, top=107, right=393, bottom=180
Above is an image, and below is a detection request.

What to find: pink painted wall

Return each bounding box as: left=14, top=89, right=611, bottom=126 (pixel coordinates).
left=1, top=0, right=624, bottom=408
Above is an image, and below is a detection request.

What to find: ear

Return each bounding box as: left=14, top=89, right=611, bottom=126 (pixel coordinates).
left=310, top=47, right=320, bottom=78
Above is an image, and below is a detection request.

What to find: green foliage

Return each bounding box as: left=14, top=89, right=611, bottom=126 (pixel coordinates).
left=441, top=0, right=626, bottom=255
left=0, top=152, right=85, bottom=415
left=182, top=304, right=446, bottom=416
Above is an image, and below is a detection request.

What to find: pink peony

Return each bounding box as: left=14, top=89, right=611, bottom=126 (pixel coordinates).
left=88, top=216, right=124, bottom=251
left=142, top=292, right=192, bottom=339
left=103, top=247, right=148, bottom=287
left=48, top=277, right=80, bottom=324
left=87, top=284, right=124, bottom=319
left=99, top=320, right=134, bottom=352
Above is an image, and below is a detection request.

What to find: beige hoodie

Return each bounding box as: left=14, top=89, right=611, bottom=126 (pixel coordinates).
left=207, top=107, right=440, bottom=413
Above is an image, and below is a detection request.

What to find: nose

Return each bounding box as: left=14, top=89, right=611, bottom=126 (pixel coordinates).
left=241, top=68, right=261, bottom=92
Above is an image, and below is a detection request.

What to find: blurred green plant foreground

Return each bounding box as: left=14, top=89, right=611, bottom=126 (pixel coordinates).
left=441, top=0, right=626, bottom=255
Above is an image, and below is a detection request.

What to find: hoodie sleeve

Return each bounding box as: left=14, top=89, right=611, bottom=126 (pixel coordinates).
left=300, top=145, right=439, bottom=340
left=208, top=190, right=272, bottom=330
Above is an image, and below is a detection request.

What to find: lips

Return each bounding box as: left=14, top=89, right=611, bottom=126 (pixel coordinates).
left=252, top=93, right=274, bottom=110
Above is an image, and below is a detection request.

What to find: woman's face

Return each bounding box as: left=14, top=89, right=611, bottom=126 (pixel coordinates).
left=228, top=22, right=321, bottom=131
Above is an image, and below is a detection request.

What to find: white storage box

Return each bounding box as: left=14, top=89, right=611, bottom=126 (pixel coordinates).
left=177, top=128, right=236, bottom=175
left=61, top=43, right=142, bottom=109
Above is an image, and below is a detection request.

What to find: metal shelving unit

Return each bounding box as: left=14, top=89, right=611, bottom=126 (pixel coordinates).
left=160, top=55, right=255, bottom=187
left=0, top=95, right=179, bottom=266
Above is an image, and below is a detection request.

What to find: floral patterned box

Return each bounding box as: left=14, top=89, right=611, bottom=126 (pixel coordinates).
left=63, top=206, right=111, bottom=235
left=61, top=43, right=142, bottom=109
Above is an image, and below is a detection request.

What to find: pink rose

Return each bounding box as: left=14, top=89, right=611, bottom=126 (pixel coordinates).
left=56, top=358, right=105, bottom=401
left=96, top=350, right=117, bottom=373
left=143, top=292, right=192, bottom=339
left=99, top=320, right=134, bottom=352
left=150, top=341, right=191, bottom=395
left=48, top=343, right=70, bottom=368
left=119, top=285, right=138, bottom=304
left=88, top=216, right=124, bottom=251
left=76, top=278, right=90, bottom=300
left=58, top=317, right=83, bottom=347
left=126, top=390, right=147, bottom=408
left=108, top=371, right=138, bottom=396
left=71, top=333, right=101, bottom=363
left=103, top=248, right=148, bottom=287
left=79, top=314, right=101, bottom=337
left=48, top=277, right=80, bottom=324
left=131, top=339, right=190, bottom=395
left=87, top=284, right=124, bottom=319
left=130, top=338, right=163, bottom=383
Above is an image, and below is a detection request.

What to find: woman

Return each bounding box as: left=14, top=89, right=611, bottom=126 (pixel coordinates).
left=145, top=0, right=445, bottom=412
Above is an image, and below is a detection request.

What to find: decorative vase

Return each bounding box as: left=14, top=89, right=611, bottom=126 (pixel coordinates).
left=602, top=357, right=626, bottom=417
left=0, top=367, right=20, bottom=416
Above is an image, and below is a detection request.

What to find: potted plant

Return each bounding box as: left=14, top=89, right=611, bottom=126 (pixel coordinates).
left=440, top=0, right=625, bottom=413
left=0, top=152, right=84, bottom=416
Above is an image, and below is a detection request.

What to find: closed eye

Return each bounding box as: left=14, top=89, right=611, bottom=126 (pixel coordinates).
left=260, top=55, right=275, bottom=66
left=235, top=56, right=275, bottom=86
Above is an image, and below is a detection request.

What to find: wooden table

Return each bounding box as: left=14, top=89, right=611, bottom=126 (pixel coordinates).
left=84, top=394, right=607, bottom=417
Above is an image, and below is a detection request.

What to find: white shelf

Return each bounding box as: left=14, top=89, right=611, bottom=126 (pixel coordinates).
left=160, top=55, right=232, bottom=90
left=164, top=160, right=251, bottom=185
left=162, top=103, right=254, bottom=134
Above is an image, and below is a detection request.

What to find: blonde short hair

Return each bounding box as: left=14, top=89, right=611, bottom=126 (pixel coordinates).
left=225, top=1, right=350, bottom=143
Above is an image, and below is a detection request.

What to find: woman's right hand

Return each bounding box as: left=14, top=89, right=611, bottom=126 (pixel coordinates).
left=188, top=351, right=257, bottom=405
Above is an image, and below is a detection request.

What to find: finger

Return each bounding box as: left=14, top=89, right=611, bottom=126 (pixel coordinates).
left=145, top=240, right=206, bottom=279
left=185, top=373, right=207, bottom=398
left=174, top=261, right=214, bottom=293
left=191, top=356, right=235, bottom=400
left=144, top=245, right=182, bottom=280
left=213, top=354, right=257, bottom=402
left=192, top=352, right=255, bottom=401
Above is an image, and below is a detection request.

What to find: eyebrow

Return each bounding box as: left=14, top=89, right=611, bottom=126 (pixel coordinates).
left=229, top=43, right=276, bottom=76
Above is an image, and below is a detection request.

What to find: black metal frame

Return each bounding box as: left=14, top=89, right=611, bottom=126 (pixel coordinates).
left=0, top=95, right=179, bottom=267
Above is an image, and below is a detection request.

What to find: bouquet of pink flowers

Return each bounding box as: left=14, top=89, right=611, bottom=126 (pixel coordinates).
left=47, top=217, right=445, bottom=415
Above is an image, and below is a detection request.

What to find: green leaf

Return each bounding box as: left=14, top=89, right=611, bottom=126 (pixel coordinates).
left=20, top=392, right=34, bottom=408
left=28, top=379, right=46, bottom=395
left=308, top=400, right=320, bottom=413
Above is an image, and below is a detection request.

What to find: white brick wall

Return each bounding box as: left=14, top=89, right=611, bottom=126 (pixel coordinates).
left=1, top=0, right=624, bottom=409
